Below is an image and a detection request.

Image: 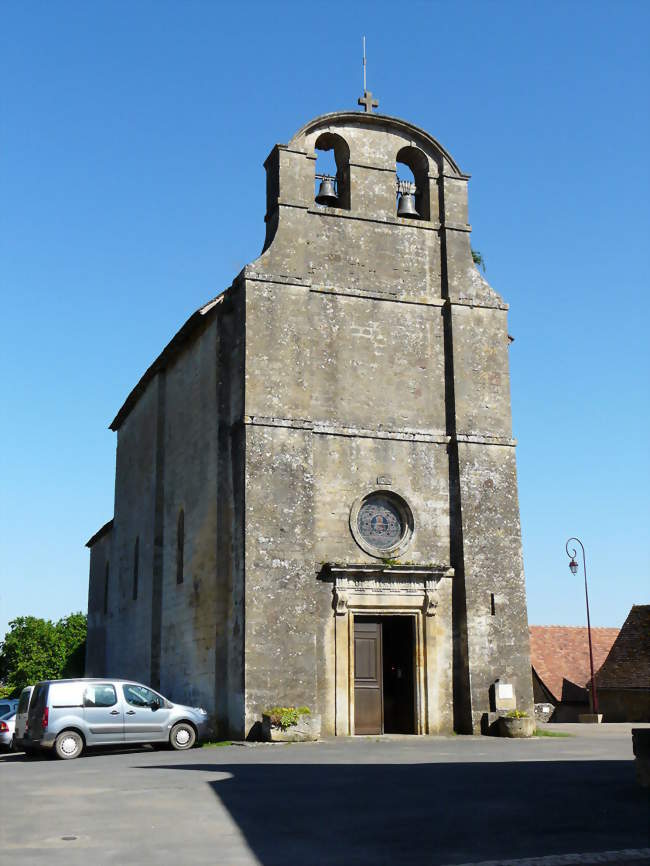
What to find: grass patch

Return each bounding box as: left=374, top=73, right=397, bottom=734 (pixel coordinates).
left=202, top=740, right=233, bottom=748
left=534, top=728, right=573, bottom=738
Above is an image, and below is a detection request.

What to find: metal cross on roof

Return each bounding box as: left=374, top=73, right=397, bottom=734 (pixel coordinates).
left=358, top=90, right=379, bottom=113
left=357, top=37, right=379, bottom=113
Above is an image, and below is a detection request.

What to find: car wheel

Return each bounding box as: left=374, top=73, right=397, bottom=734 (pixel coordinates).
left=170, top=722, right=196, bottom=751
left=9, top=736, right=15, bottom=752
left=54, top=730, right=84, bottom=760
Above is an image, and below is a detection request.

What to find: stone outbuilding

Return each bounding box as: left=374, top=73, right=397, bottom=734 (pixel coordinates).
left=86, top=102, right=534, bottom=738
left=595, top=605, right=650, bottom=721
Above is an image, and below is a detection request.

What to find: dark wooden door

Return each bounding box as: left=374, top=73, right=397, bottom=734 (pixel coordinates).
left=354, top=619, right=383, bottom=735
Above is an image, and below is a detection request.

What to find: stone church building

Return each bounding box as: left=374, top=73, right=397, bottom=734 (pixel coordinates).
left=86, top=98, right=534, bottom=738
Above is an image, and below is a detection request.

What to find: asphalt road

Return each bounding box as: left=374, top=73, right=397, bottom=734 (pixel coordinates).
left=1, top=725, right=649, bottom=866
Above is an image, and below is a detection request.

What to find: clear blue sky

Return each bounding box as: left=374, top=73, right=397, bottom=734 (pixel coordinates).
left=1, top=1, right=648, bottom=641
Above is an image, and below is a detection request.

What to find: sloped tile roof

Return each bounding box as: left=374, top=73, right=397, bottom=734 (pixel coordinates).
left=595, top=605, right=650, bottom=690
left=529, top=625, right=619, bottom=702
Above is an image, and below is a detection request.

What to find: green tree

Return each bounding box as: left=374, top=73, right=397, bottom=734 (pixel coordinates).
left=0, top=612, right=87, bottom=696
left=57, top=613, right=87, bottom=678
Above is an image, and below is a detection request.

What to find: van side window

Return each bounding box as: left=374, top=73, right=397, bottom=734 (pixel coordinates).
left=122, top=684, right=161, bottom=708
left=83, top=684, right=117, bottom=708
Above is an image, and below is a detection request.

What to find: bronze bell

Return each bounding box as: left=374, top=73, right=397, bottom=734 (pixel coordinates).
left=315, top=177, right=338, bottom=206
left=397, top=191, right=419, bottom=218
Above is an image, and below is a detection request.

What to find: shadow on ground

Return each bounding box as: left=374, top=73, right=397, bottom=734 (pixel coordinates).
left=137, top=760, right=650, bottom=866
left=0, top=744, right=156, bottom=762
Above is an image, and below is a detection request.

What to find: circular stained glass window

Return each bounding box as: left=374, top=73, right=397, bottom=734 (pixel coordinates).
left=351, top=491, right=414, bottom=557
left=358, top=496, right=404, bottom=550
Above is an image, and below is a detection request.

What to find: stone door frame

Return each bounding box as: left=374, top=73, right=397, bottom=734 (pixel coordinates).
left=328, top=564, right=454, bottom=736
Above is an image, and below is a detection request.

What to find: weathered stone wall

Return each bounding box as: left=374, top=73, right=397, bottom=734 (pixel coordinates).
left=243, top=422, right=318, bottom=735
left=599, top=689, right=650, bottom=723
left=244, top=281, right=446, bottom=433
left=85, top=528, right=112, bottom=676
left=216, top=284, right=247, bottom=737
left=455, top=442, right=533, bottom=731
left=85, top=312, right=228, bottom=721
left=158, top=317, right=219, bottom=712
left=311, top=436, right=449, bottom=566
left=241, top=111, right=533, bottom=735
left=103, top=377, right=161, bottom=682
left=242, top=116, right=458, bottom=736
left=446, top=296, right=533, bottom=731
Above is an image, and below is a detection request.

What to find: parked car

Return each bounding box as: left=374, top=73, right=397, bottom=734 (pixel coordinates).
left=0, top=698, right=19, bottom=719
left=23, top=679, right=209, bottom=759
left=0, top=713, right=16, bottom=751
left=13, top=685, right=33, bottom=751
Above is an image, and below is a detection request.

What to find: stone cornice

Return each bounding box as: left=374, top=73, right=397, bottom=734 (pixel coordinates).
left=310, top=285, right=445, bottom=307
left=244, top=273, right=448, bottom=307
left=85, top=519, right=114, bottom=548
left=453, top=434, right=517, bottom=447
left=323, top=564, right=454, bottom=617
left=443, top=222, right=472, bottom=233
left=244, top=415, right=450, bottom=444
left=244, top=269, right=311, bottom=288
left=446, top=298, right=510, bottom=311
left=243, top=417, right=516, bottom=447
left=323, top=564, right=454, bottom=578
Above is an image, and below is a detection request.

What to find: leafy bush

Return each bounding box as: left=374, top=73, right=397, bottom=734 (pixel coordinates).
left=263, top=706, right=311, bottom=730
left=506, top=709, right=528, bottom=719
left=471, top=249, right=486, bottom=272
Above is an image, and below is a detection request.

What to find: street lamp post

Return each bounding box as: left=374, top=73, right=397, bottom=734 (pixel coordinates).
left=565, top=537, right=599, bottom=715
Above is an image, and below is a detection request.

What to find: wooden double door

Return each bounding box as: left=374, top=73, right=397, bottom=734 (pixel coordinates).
left=354, top=615, right=416, bottom=735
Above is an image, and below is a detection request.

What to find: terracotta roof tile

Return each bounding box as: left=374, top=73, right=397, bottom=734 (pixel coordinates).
left=529, top=625, right=619, bottom=702
left=595, top=605, right=650, bottom=690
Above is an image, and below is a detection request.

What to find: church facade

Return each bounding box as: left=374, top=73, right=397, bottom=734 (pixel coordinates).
left=86, top=103, right=534, bottom=738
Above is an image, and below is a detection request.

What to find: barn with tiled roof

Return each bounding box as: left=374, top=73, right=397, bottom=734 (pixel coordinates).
left=595, top=605, right=650, bottom=721
left=529, top=625, right=619, bottom=721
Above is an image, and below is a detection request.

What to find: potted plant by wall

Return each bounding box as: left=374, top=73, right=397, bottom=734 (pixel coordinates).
left=498, top=709, right=535, bottom=738
left=261, top=706, right=321, bottom=742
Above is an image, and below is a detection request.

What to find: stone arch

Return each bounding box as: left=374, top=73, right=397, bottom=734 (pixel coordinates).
left=396, top=145, right=430, bottom=221
left=290, top=112, right=463, bottom=177
left=314, top=132, right=351, bottom=210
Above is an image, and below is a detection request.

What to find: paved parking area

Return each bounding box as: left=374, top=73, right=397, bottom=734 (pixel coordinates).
left=1, top=725, right=648, bottom=866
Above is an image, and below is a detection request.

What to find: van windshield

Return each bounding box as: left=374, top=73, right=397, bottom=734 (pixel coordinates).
left=17, top=690, right=31, bottom=714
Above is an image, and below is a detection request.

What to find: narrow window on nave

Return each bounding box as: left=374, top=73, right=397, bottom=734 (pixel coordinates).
left=176, top=509, right=184, bottom=585
left=103, top=561, right=109, bottom=614
left=133, top=537, right=139, bottom=601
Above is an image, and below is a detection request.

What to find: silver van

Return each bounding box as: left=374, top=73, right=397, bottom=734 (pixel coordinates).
left=13, top=685, right=33, bottom=750
left=24, top=679, right=209, bottom=759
